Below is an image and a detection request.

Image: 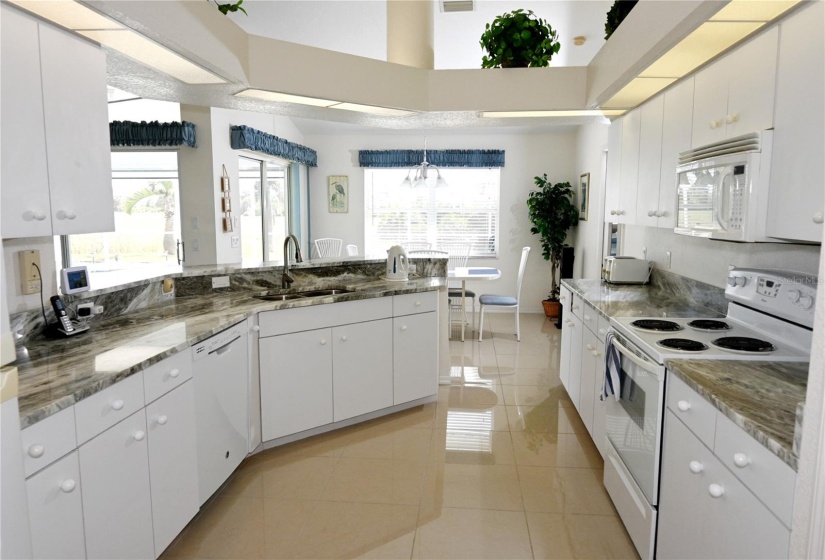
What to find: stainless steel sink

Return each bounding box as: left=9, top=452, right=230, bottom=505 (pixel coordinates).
left=295, top=288, right=354, bottom=297
left=251, top=287, right=354, bottom=301
left=252, top=293, right=306, bottom=301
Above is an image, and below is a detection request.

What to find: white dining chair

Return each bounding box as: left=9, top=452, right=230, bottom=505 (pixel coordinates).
left=440, top=242, right=475, bottom=331
left=314, top=238, right=342, bottom=258
left=478, top=246, right=530, bottom=342
left=345, top=244, right=358, bottom=256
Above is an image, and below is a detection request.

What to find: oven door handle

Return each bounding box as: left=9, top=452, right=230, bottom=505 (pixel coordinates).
left=610, top=336, right=661, bottom=376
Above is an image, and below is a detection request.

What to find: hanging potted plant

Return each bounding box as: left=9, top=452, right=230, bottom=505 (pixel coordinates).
left=604, top=0, right=638, bottom=40
left=526, top=174, right=579, bottom=318
left=479, top=9, right=561, bottom=68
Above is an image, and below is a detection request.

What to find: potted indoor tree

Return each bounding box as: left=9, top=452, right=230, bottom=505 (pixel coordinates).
left=526, top=174, right=579, bottom=318
left=604, top=0, right=638, bottom=40
left=479, top=9, right=561, bottom=68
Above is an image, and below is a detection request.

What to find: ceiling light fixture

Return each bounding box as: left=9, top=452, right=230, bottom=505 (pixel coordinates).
left=401, top=136, right=447, bottom=189
left=573, top=36, right=587, bottom=46
left=235, top=89, right=415, bottom=116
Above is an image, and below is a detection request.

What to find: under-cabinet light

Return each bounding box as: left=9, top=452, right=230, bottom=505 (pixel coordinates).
left=330, top=102, right=415, bottom=117
left=7, top=0, right=122, bottom=31
left=480, top=109, right=626, bottom=118
left=235, top=89, right=416, bottom=116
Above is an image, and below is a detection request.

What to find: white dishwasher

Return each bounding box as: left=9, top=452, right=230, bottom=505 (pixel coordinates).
left=192, top=321, right=249, bottom=505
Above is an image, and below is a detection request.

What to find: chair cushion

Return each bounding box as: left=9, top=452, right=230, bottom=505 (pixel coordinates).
left=479, top=294, right=518, bottom=306
left=448, top=288, right=476, bottom=298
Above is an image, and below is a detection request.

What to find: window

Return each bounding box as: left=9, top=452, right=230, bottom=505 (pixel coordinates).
left=237, top=156, right=290, bottom=262
left=364, top=168, right=500, bottom=257
left=62, top=151, right=182, bottom=288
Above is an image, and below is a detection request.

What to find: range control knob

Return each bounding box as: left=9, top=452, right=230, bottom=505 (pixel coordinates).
left=798, top=295, right=814, bottom=310
left=727, top=276, right=746, bottom=287
left=788, top=290, right=801, bottom=302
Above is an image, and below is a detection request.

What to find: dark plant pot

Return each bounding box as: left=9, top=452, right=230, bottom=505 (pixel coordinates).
left=542, top=299, right=560, bottom=318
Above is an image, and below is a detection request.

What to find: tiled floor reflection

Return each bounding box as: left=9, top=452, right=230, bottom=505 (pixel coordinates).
left=161, top=313, right=638, bottom=559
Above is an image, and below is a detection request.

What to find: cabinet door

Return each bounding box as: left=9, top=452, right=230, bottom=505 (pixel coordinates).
left=692, top=57, right=729, bottom=147
left=393, top=312, right=438, bottom=404
left=768, top=1, right=825, bottom=242
left=566, top=313, right=583, bottom=409
left=591, top=346, right=607, bottom=459
left=333, top=319, right=393, bottom=422
left=146, top=380, right=199, bottom=556
left=559, top=288, right=573, bottom=391
left=578, top=328, right=600, bottom=436
left=617, top=108, right=641, bottom=223
left=724, top=27, right=778, bottom=139
left=604, top=119, right=623, bottom=222
left=658, top=77, right=694, bottom=229
left=259, top=328, right=333, bottom=440
left=635, top=95, right=664, bottom=227
left=0, top=5, right=52, bottom=238
left=26, top=452, right=86, bottom=560
left=657, top=411, right=790, bottom=560
left=79, top=409, right=155, bottom=560
left=39, top=24, right=114, bottom=235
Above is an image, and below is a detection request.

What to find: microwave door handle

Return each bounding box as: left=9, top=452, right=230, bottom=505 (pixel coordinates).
left=715, top=172, right=733, bottom=230
left=610, top=337, right=660, bottom=376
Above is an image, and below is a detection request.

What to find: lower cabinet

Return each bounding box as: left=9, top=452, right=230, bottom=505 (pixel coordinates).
left=26, top=451, right=86, bottom=560
left=333, top=319, right=393, bottom=422
left=563, top=312, right=583, bottom=408
left=393, top=312, right=437, bottom=404
left=79, top=409, right=155, bottom=560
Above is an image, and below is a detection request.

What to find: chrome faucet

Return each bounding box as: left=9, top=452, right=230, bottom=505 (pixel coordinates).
left=282, top=234, right=304, bottom=288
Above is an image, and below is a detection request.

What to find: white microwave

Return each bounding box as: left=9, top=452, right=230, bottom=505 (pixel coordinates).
left=675, top=131, right=775, bottom=242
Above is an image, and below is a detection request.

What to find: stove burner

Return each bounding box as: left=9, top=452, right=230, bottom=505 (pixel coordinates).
left=656, top=338, right=709, bottom=352
left=712, top=337, right=776, bottom=353
left=688, top=319, right=732, bottom=331
left=631, top=319, right=683, bottom=332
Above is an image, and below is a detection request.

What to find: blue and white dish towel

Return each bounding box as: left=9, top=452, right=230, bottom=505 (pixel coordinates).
left=602, top=332, right=623, bottom=401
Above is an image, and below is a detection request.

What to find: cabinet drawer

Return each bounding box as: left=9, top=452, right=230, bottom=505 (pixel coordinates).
left=75, top=373, right=144, bottom=445
left=393, top=291, right=437, bottom=316
left=143, top=351, right=192, bottom=405
left=714, top=412, right=796, bottom=528
left=667, top=374, right=716, bottom=448
left=559, top=286, right=573, bottom=310
left=597, top=314, right=610, bottom=342
left=580, top=303, right=598, bottom=333
left=570, top=294, right=584, bottom=319
left=259, top=297, right=392, bottom=337
left=21, top=406, right=77, bottom=478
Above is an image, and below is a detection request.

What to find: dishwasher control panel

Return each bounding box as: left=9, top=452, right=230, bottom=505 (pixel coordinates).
left=191, top=322, right=247, bottom=362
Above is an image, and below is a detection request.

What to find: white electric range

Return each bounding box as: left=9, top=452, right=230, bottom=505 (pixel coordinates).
left=602, top=267, right=816, bottom=560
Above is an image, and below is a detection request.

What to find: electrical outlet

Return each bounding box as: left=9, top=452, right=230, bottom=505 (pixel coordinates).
left=77, top=302, right=94, bottom=318
left=666, top=251, right=672, bottom=269
left=212, top=276, right=230, bottom=289
left=642, top=247, right=647, bottom=260
left=231, top=235, right=240, bottom=248
left=18, top=250, right=41, bottom=295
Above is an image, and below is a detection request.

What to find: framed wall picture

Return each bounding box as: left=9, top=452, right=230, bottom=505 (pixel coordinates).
left=328, top=175, right=348, bottom=213
left=579, top=172, right=590, bottom=221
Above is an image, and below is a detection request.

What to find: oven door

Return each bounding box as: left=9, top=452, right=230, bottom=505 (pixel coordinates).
left=604, top=334, right=665, bottom=506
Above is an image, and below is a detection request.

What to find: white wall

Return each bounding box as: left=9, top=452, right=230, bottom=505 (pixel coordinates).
left=572, top=123, right=609, bottom=279
left=304, top=128, right=578, bottom=313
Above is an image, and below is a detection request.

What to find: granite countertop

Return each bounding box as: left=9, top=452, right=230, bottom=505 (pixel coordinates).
left=14, top=276, right=444, bottom=429
left=665, top=360, right=808, bottom=470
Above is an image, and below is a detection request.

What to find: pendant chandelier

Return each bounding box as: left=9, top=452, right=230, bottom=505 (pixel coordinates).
left=400, top=136, right=448, bottom=188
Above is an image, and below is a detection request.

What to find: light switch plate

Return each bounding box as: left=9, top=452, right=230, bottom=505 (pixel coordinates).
left=212, top=276, right=230, bottom=289
left=18, top=250, right=41, bottom=295
left=231, top=236, right=240, bottom=248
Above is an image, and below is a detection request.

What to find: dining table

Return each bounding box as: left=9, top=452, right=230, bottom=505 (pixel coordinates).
left=447, top=266, right=502, bottom=342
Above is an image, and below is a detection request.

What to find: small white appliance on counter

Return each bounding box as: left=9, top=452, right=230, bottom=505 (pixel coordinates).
left=602, top=256, right=651, bottom=284
left=385, top=245, right=410, bottom=281
left=603, top=267, right=815, bottom=560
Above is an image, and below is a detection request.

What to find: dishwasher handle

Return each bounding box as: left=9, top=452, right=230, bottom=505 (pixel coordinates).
left=209, top=334, right=241, bottom=356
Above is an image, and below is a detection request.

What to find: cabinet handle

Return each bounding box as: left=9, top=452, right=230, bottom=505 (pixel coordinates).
left=725, top=113, right=739, bottom=124
left=27, top=444, right=45, bottom=459
left=23, top=210, right=48, bottom=221
left=157, top=415, right=168, bottom=426
left=111, top=399, right=125, bottom=411
left=813, top=212, right=824, bottom=224
left=415, top=301, right=421, bottom=307
left=61, top=479, right=77, bottom=493
left=340, top=335, right=348, bottom=342
left=656, top=211, right=666, bottom=218
left=56, top=210, right=76, bottom=220
left=585, top=343, right=593, bottom=351
left=592, top=350, right=600, bottom=357
left=251, top=325, right=261, bottom=332
left=133, top=430, right=146, bottom=441
left=584, top=314, right=591, bottom=321
left=709, top=119, right=722, bottom=129
left=733, top=453, right=751, bottom=468
left=689, top=460, right=704, bottom=474
left=168, top=368, right=180, bottom=379
left=648, top=210, right=656, bottom=217
left=708, top=483, right=725, bottom=498
left=320, top=338, right=327, bottom=345
left=677, top=400, right=691, bottom=412
left=598, top=328, right=607, bottom=336
left=401, top=325, right=408, bottom=331
left=610, top=210, right=617, bottom=216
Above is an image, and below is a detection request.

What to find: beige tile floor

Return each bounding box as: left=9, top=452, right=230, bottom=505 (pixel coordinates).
left=162, top=313, right=638, bottom=560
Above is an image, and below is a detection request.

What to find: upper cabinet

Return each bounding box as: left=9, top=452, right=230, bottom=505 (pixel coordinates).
left=604, top=119, right=623, bottom=223
left=1, top=5, right=114, bottom=239
left=604, top=110, right=640, bottom=224
left=692, top=27, right=779, bottom=147
left=767, top=1, right=825, bottom=243
left=655, top=77, right=694, bottom=230
left=635, top=95, right=664, bottom=228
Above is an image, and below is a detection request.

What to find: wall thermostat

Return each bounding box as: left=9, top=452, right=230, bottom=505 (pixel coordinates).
left=60, top=266, right=90, bottom=295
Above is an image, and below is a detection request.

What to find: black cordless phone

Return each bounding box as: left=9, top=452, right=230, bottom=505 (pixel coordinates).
left=50, top=295, right=75, bottom=333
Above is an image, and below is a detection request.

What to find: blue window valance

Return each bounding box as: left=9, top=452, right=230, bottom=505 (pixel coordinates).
left=230, top=125, right=318, bottom=167
left=110, top=120, right=196, bottom=147
left=358, top=149, right=505, bottom=168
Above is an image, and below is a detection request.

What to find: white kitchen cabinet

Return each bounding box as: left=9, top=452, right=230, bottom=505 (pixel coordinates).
left=0, top=6, right=114, bottom=239
left=591, top=347, right=607, bottom=459
left=393, top=311, right=438, bottom=405
left=767, top=0, right=825, bottom=242
left=260, top=328, right=334, bottom=440
left=79, top=409, right=155, bottom=560
left=603, top=119, right=623, bottom=223
left=559, top=287, right=574, bottom=390
left=25, top=451, right=86, bottom=560
left=578, top=328, right=601, bottom=436
left=657, top=410, right=790, bottom=559
left=635, top=95, right=664, bottom=228
left=692, top=28, right=779, bottom=147
left=656, top=77, right=694, bottom=229
left=616, top=108, right=641, bottom=224
left=566, top=312, right=583, bottom=409
left=146, top=380, right=199, bottom=556
left=332, top=319, right=393, bottom=422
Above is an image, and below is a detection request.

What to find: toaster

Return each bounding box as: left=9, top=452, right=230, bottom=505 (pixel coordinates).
left=602, top=256, right=651, bottom=284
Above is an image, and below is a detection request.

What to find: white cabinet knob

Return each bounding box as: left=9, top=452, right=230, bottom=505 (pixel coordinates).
left=598, top=328, right=607, bottom=336
left=733, top=453, right=751, bottom=468
left=648, top=210, right=656, bottom=217
left=585, top=344, right=593, bottom=351
left=340, top=335, right=348, bottom=342
left=584, top=314, right=591, bottom=321
left=157, top=415, right=168, bottom=426
left=320, top=338, right=327, bottom=345
left=656, top=211, right=665, bottom=217
left=168, top=368, right=180, bottom=378
left=725, top=113, right=739, bottom=124
left=689, top=460, right=704, bottom=474
left=677, top=400, right=691, bottom=412
left=401, top=325, right=408, bottom=331
left=572, top=304, right=579, bottom=310
left=415, top=301, right=421, bottom=307
left=23, top=210, right=48, bottom=221
left=27, top=444, right=45, bottom=458
left=592, top=350, right=600, bottom=357
left=133, top=430, right=146, bottom=441
left=61, top=479, right=76, bottom=493
left=252, top=325, right=261, bottom=332
left=709, top=119, right=722, bottom=129
left=56, top=210, right=76, bottom=220
left=708, top=483, right=725, bottom=498
left=610, top=210, right=617, bottom=216
left=813, top=211, right=824, bottom=224
left=111, top=399, right=124, bottom=411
